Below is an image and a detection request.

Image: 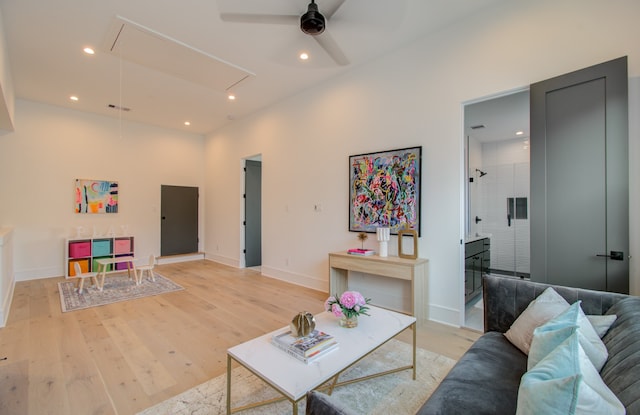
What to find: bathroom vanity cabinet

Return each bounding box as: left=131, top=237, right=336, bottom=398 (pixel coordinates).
left=465, top=237, right=490, bottom=303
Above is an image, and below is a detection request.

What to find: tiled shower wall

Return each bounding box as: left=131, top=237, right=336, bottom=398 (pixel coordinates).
left=470, top=137, right=530, bottom=276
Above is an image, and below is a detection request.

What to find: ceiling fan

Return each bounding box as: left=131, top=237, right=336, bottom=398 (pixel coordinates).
left=220, top=0, right=350, bottom=66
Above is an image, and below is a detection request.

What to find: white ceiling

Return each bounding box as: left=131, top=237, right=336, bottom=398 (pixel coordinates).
left=465, top=90, right=530, bottom=143
left=1, top=0, right=509, bottom=135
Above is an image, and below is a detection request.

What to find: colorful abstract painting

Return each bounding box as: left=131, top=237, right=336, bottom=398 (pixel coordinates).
left=75, top=179, right=118, bottom=213
left=349, top=147, right=421, bottom=235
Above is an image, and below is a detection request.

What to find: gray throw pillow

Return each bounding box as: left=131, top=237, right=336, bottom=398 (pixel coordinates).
left=306, top=390, right=356, bottom=415
left=504, top=287, right=570, bottom=355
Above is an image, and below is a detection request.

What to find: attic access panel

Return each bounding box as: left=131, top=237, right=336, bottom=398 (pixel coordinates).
left=104, top=16, right=254, bottom=92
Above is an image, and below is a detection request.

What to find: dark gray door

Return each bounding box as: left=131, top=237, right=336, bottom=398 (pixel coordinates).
left=530, top=56, right=628, bottom=293
left=244, top=160, right=262, bottom=267
left=161, top=185, right=199, bottom=256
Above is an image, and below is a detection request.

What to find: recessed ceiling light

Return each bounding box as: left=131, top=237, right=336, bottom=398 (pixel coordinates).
left=228, top=94, right=236, bottom=101
left=299, top=52, right=309, bottom=61
left=516, top=131, right=524, bottom=135
left=83, top=47, right=95, bottom=55
left=184, top=121, right=191, bottom=126
left=70, top=96, right=79, bottom=101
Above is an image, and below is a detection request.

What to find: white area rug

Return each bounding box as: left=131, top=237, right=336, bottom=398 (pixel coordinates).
left=137, top=339, right=455, bottom=415
left=58, top=273, right=183, bottom=312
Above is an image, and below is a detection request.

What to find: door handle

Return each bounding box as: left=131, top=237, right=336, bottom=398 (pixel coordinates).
left=596, top=251, right=624, bottom=261
left=475, top=216, right=482, bottom=224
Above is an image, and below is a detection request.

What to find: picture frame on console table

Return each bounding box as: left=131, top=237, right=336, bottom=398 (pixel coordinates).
left=348, top=146, right=421, bottom=235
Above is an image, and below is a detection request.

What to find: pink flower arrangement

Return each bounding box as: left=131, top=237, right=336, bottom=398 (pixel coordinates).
left=324, top=291, right=371, bottom=319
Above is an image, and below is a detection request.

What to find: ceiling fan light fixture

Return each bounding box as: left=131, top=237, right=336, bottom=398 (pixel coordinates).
left=300, top=1, right=325, bottom=35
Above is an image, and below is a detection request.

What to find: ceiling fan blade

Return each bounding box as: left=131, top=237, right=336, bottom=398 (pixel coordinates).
left=220, top=13, right=298, bottom=25
left=313, top=31, right=349, bottom=66
left=322, top=0, right=347, bottom=20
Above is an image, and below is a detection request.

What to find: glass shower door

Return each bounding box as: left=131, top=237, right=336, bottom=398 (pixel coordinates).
left=479, top=162, right=530, bottom=278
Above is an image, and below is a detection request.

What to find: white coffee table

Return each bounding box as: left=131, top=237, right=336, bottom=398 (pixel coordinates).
left=226, top=305, right=416, bottom=414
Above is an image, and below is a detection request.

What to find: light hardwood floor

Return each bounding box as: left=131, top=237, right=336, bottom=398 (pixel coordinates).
left=0, top=260, right=480, bottom=415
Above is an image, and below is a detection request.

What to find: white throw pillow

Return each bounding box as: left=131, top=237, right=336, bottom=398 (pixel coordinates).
left=528, top=301, right=608, bottom=371
left=516, top=333, right=625, bottom=415
left=504, top=287, right=570, bottom=354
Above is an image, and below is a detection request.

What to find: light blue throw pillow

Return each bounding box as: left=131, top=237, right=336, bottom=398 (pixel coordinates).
left=516, top=333, right=625, bottom=415
left=528, top=301, right=608, bottom=371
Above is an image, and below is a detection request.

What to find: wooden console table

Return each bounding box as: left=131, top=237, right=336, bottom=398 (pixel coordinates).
left=328, top=252, right=428, bottom=323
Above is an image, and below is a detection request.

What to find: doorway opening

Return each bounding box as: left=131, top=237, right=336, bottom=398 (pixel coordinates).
left=463, top=89, right=530, bottom=330
left=243, top=155, right=262, bottom=269
left=462, top=57, right=630, bottom=330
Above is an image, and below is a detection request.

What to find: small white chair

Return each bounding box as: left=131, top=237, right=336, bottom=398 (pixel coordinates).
left=136, top=255, right=156, bottom=284
left=73, top=262, right=98, bottom=294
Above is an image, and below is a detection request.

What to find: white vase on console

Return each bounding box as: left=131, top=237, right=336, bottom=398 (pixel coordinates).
left=376, top=227, right=390, bottom=257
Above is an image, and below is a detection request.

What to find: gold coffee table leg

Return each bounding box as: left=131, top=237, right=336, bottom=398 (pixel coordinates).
left=226, top=354, right=232, bottom=415
left=412, top=321, right=417, bottom=380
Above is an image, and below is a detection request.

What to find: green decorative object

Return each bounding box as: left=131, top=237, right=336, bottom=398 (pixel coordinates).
left=290, top=311, right=316, bottom=337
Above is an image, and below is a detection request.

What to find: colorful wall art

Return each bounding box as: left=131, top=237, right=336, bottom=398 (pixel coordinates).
left=75, top=179, right=118, bottom=214
left=349, top=147, right=421, bottom=235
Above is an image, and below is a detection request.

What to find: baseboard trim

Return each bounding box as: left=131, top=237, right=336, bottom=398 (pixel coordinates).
left=15, top=266, right=60, bottom=281
left=428, top=303, right=461, bottom=328
left=157, top=252, right=205, bottom=265
left=260, top=265, right=327, bottom=293
left=204, top=253, right=239, bottom=268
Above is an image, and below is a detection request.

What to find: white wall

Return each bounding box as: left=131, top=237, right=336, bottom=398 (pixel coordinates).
left=0, top=6, right=15, bottom=132
left=0, top=100, right=205, bottom=280
left=204, top=0, right=640, bottom=326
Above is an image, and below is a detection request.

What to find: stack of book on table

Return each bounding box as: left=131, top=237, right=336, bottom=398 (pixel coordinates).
left=347, top=248, right=375, bottom=256
left=272, top=329, right=338, bottom=364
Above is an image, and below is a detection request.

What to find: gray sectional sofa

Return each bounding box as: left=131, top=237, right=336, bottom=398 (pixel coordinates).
left=418, top=274, right=640, bottom=414
left=307, top=274, right=640, bottom=414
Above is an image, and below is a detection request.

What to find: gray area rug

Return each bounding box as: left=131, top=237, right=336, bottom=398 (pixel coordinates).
left=137, top=339, right=455, bottom=415
left=58, top=273, right=183, bottom=312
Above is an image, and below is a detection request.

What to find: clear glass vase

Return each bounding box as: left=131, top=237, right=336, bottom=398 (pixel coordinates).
left=339, top=314, right=358, bottom=328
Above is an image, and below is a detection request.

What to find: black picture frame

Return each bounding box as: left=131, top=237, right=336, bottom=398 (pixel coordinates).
left=348, top=146, right=422, bottom=235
